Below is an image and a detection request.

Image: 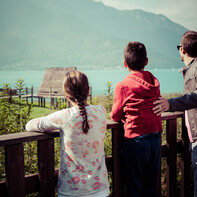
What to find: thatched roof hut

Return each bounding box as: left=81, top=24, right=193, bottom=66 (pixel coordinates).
left=37, top=67, right=76, bottom=97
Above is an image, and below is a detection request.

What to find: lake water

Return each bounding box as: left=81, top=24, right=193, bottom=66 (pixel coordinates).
left=0, top=69, right=183, bottom=95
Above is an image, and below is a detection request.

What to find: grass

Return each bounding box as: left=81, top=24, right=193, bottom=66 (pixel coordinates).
left=29, top=95, right=107, bottom=119
left=30, top=105, right=56, bottom=119
left=30, top=93, right=182, bottom=119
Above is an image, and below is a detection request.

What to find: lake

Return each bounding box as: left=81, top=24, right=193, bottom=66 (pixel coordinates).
left=0, top=69, right=183, bottom=95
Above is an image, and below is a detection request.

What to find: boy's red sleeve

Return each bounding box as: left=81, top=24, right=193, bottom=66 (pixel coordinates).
left=110, top=82, right=125, bottom=121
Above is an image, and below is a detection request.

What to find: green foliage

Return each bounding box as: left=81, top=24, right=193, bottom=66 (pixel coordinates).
left=53, top=98, right=68, bottom=110
left=90, top=96, right=99, bottom=105
left=0, top=147, right=5, bottom=181
left=104, top=130, right=112, bottom=157
left=24, top=142, right=38, bottom=175
left=0, top=79, right=32, bottom=134
left=104, top=81, right=114, bottom=115
left=0, top=79, right=33, bottom=180
left=54, top=138, right=61, bottom=168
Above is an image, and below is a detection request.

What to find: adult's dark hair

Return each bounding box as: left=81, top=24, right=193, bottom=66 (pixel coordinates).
left=63, top=70, right=89, bottom=134
left=181, top=31, right=197, bottom=57
left=124, top=41, right=147, bottom=71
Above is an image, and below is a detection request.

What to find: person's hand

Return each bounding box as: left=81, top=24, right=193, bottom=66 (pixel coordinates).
left=153, top=97, right=170, bottom=116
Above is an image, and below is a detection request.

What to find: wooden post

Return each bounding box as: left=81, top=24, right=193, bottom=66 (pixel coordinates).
left=112, top=124, right=125, bottom=197
left=181, top=114, right=193, bottom=197
left=90, top=86, right=92, bottom=104
left=37, top=138, right=55, bottom=197
left=50, top=87, right=52, bottom=110
left=166, top=118, right=177, bottom=197
left=67, top=99, right=70, bottom=108
left=38, top=97, right=40, bottom=107
left=5, top=144, right=25, bottom=197
left=56, top=98, right=58, bottom=110
left=31, top=86, right=33, bottom=105
left=26, top=87, right=28, bottom=105
left=8, top=89, right=12, bottom=103
left=157, top=138, right=162, bottom=197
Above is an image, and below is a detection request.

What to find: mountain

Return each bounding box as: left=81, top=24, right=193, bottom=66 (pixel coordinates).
left=0, top=0, right=187, bottom=70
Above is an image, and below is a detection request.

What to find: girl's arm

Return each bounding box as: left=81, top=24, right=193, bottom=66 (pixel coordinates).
left=26, top=110, right=66, bottom=132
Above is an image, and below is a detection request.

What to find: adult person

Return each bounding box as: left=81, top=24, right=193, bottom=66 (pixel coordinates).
left=153, top=30, right=197, bottom=196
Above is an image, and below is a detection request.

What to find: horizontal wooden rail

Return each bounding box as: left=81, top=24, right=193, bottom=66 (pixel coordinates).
left=0, top=112, right=193, bottom=197
left=0, top=112, right=180, bottom=146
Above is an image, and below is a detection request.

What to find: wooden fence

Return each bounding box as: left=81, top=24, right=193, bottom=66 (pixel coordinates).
left=0, top=86, right=93, bottom=109
left=0, top=112, right=193, bottom=197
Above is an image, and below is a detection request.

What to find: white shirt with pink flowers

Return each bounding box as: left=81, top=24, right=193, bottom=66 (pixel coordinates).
left=26, top=105, right=110, bottom=197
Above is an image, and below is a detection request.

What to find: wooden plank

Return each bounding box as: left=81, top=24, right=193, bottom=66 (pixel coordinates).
left=112, top=124, right=125, bottom=197
left=157, top=136, right=162, bottom=197
left=0, top=120, right=120, bottom=146
left=0, top=181, right=7, bottom=196
left=26, top=87, right=28, bottom=105
left=0, top=113, right=191, bottom=197
left=0, top=156, right=113, bottom=195
left=5, top=143, right=25, bottom=197
left=0, top=169, right=59, bottom=195
left=25, top=173, right=39, bottom=195
left=161, top=112, right=183, bottom=120
left=181, top=115, right=193, bottom=197
left=166, top=118, right=177, bottom=197
left=31, top=86, right=33, bottom=104
left=107, top=120, right=120, bottom=129
left=106, top=156, right=113, bottom=172
left=37, top=138, right=55, bottom=197
left=0, top=131, right=60, bottom=146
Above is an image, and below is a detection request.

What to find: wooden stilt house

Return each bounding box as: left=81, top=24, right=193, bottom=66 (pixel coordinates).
left=37, top=67, right=76, bottom=108
left=37, top=67, right=77, bottom=98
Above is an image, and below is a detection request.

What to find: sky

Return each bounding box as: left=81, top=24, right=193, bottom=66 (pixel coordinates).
left=96, top=0, right=197, bottom=31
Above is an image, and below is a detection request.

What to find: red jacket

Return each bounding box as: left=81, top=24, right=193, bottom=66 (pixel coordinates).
left=110, top=71, right=162, bottom=139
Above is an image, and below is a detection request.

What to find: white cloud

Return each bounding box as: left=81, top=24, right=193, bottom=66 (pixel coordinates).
left=154, top=0, right=197, bottom=30
left=95, top=0, right=197, bottom=31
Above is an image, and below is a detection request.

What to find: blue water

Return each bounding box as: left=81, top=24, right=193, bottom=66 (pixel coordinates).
left=0, top=69, right=183, bottom=95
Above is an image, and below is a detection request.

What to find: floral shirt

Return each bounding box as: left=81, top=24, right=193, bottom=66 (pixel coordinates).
left=26, top=105, right=109, bottom=196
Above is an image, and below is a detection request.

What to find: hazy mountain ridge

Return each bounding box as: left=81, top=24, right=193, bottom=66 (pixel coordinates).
left=0, top=0, right=187, bottom=70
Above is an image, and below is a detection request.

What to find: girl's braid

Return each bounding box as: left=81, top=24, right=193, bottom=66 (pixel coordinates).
left=74, top=87, right=89, bottom=134
left=65, top=72, right=89, bottom=134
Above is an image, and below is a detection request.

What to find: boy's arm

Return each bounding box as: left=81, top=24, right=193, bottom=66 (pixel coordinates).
left=110, top=82, right=125, bottom=122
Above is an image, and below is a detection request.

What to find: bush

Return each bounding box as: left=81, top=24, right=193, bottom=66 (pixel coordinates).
left=0, top=79, right=32, bottom=134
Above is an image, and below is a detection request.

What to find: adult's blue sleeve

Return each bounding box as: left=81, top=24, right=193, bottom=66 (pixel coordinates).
left=169, top=92, right=197, bottom=112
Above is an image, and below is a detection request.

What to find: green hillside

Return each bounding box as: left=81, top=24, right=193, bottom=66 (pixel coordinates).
left=0, top=0, right=187, bottom=70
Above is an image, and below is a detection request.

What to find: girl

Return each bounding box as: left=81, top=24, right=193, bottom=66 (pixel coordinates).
left=26, top=70, right=110, bottom=197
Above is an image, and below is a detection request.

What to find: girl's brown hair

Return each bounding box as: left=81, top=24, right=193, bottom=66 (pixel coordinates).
left=63, top=70, right=89, bottom=134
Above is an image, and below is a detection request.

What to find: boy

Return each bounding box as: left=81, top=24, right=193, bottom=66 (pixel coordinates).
left=110, top=42, right=162, bottom=197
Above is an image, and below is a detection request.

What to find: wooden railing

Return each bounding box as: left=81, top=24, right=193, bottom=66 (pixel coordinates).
left=0, top=112, right=193, bottom=197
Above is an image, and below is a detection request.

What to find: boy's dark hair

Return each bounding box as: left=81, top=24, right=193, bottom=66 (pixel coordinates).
left=124, top=42, right=147, bottom=71
left=181, top=31, right=197, bottom=57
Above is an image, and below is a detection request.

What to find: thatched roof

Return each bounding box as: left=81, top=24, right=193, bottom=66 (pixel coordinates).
left=37, top=67, right=76, bottom=97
